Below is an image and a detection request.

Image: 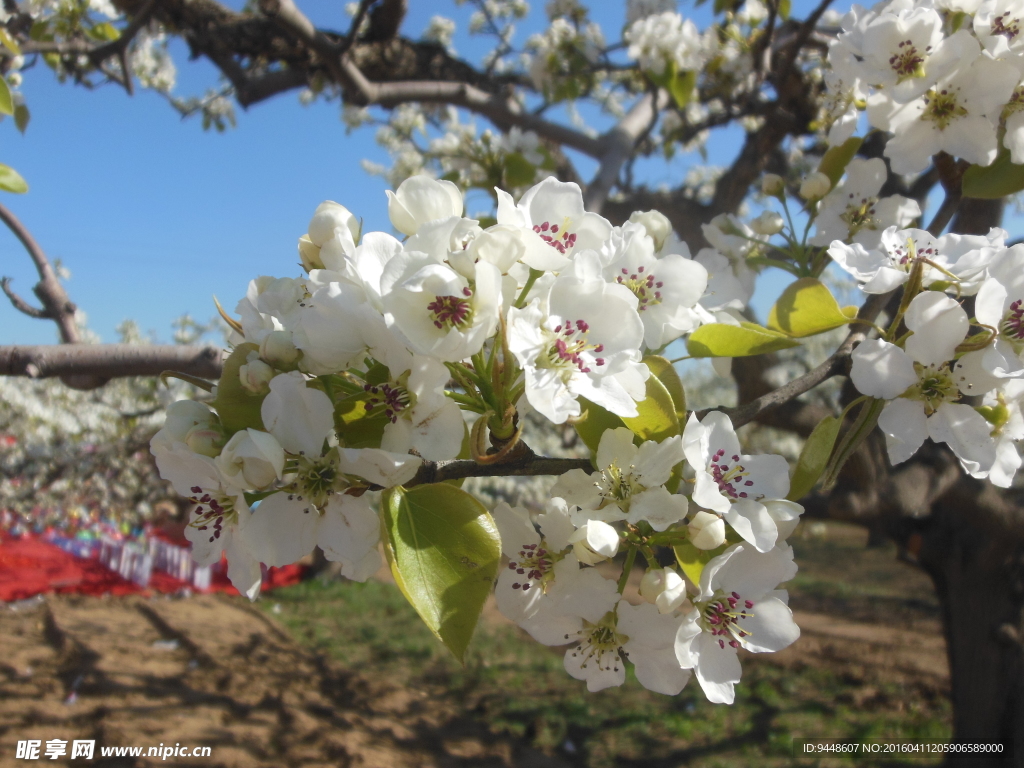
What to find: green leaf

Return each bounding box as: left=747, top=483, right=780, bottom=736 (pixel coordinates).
left=381, top=484, right=501, bottom=663
left=674, top=540, right=728, bottom=587
left=668, top=69, right=696, bottom=109
left=503, top=152, right=536, bottom=188
left=573, top=397, right=626, bottom=456
left=777, top=0, right=791, bottom=19
left=0, top=77, right=13, bottom=116
left=643, top=355, right=686, bottom=422
left=767, top=277, right=855, bottom=338
left=89, top=21, right=120, bottom=41
left=687, top=322, right=800, bottom=358
left=817, top=136, right=863, bottom=188
left=0, top=28, right=21, bottom=55
left=0, top=164, right=28, bottom=194
left=962, top=149, right=1024, bottom=199
left=787, top=415, right=841, bottom=501
left=212, top=343, right=266, bottom=435
left=14, top=104, right=29, bottom=134
left=622, top=372, right=679, bottom=442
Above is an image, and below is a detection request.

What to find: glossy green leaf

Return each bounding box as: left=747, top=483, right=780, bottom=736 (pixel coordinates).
left=668, top=69, right=697, bottom=109
left=90, top=21, right=120, bottom=41
left=573, top=397, right=626, bottom=456
left=787, top=415, right=841, bottom=501
left=212, top=343, right=266, bottom=435
left=687, top=322, right=800, bottom=358
left=767, top=277, right=855, bottom=338
left=0, top=28, right=20, bottom=55
left=622, top=372, right=680, bottom=442
left=0, top=77, right=13, bottom=116
left=674, top=540, right=728, bottom=587
left=382, top=484, right=501, bottom=663
left=14, top=104, right=29, bottom=134
left=643, top=355, right=686, bottom=422
left=504, top=152, right=536, bottom=188
left=817, top=136, right=863, bottom=188
left=0, top=164, right=28, bottom=194
left=962, top=150, right=1024, bottom=199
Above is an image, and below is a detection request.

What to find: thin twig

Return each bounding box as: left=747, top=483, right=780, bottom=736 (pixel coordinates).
left=699, top=291, right=892, bottom=429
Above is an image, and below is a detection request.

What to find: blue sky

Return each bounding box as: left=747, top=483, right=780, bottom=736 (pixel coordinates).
left=0, top=0, right=998, bottom=347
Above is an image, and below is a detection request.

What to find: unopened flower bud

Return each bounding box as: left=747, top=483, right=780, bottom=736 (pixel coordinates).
left=239, top=353, right=274, bottom=394
left=308, top=200, right=360, bottom=247
left=259, top=331, right=300, bottom=370
left=569, top=521, right=620, bottom=565
left=215, top=428, right=285, bottom=491
left=761, top=173, right=785, bottom=197
left=799, top=172, right=831, bottom=201
left=629, top=210, right=673, bottom=251
left=750, top=210, right=785, bottom=236
left=688, top=510, right=726, bottom=550
left=298, top=235, right=324, bottom=271
left=639, top=568, right=690, bottom=614
left=185, top=424, right=226, bottom=457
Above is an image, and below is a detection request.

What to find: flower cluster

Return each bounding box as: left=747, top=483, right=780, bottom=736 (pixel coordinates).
left=839, top=230, right=1024, bottom=484
left=151, top=175, right=805, bottom=701
left=493, top=417, right=802, bottom=702
left=825, top=0, right=1024, bottom=172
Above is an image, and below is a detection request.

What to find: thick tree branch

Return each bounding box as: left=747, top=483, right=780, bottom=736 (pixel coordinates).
left=583, top=90, right=668, bottom=214
left=0, top=344, right=223, bottom=381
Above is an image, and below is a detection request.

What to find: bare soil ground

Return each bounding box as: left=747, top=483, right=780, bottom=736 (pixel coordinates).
left=0, top=523, right=950, bottom=768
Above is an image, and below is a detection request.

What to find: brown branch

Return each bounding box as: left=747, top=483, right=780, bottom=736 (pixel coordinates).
left=699, top=291, right=892, bottom=429
left=1, top=276, right=48, bottom=318
left=583, top=90, right=668, bottom=214
left=0, top=202, right=81, bottom=344
left=402, top=445, right=592, bottom=489
left=0, top=344, right=223, bottom=384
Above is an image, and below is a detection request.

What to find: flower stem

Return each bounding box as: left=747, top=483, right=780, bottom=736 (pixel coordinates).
left=617, top=546, right=638, bottom=594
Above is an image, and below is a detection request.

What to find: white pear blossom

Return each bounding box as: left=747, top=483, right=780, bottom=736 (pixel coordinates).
left=381, top=252, right=502, bottom=362
left=496, top=178, right=613, bottom=271
left=565, top=601, right=691, bottom=695
left=624, top=11, right=707, bottom=77
left=508, top=274, right=649, bottom=423
left=869, top=52, right=1019, bottom=175
left=829, top=226, right=965, bottom=295
left=551, top=427, right=687, bottom=531
left=260, top=372, right=335, bottom=457
left=371, top=354, right=466, bottom=461
left=974, top=0, right=1024, bottom=60
left=572, top=221, right=708, bottom=350
left=810, top=158, right=921, bottom=248
left=492, top=500, right=605, bottom=644
left=850, top=292, right=997, bottom=473
left=675, top=543, right=800, bottom=704
left=857, top=10, right=971, bottom=103
left=153, top=440, right=262, bottom=600
left=683, top=412, right=796, bottom=552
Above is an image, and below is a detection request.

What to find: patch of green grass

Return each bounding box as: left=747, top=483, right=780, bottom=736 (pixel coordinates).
left=262, top=523, right=951, bottom=767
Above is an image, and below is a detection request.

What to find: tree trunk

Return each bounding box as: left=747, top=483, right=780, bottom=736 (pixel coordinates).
left=917, top=481, right=1024, bottom=766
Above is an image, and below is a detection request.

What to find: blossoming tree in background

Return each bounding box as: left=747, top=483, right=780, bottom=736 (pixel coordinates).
left=2, top=0, right=1024, bottom=758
